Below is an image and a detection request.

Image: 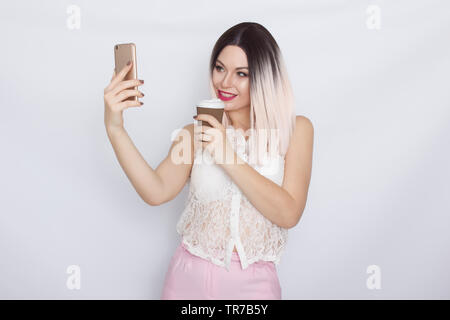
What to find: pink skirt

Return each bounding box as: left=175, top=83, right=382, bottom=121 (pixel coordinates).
left=161, top=240, right=282, bottom=300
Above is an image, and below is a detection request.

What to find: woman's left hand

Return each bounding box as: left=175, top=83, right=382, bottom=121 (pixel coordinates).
left=193, top=114, right=236, bottom=165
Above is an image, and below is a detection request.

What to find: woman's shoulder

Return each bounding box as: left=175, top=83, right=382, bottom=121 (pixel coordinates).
left=295, top=115, right=313, bottom=129
left=287, top=115, right=314, bottom=152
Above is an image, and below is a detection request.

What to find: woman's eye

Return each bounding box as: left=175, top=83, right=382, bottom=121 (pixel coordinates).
left=215, top=65, right=247, bottom=77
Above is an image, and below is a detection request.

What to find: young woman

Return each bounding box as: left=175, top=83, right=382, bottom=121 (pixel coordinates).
left=103, top=22, right=314, bottom=300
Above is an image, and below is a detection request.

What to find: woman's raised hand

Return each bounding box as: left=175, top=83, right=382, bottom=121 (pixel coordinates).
left=103, top=61, right=145, bottom=131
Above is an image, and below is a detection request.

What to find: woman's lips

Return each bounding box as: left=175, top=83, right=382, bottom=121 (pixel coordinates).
left=218, top=90, right=237, bottom=101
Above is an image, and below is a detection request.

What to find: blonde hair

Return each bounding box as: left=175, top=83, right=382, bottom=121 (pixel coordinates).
left=208, top=22, right=296, bottom=167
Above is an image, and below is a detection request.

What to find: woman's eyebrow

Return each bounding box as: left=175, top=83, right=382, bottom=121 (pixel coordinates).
left=216, top=59, right=248, bottom=70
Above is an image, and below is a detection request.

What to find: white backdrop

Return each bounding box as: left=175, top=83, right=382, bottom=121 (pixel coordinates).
left=0, top=0, right=449, bottom=299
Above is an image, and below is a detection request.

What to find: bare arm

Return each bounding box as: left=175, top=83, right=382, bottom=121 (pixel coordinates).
left=106, top=127, right=165, bottom=206
left=103, top=62, right=194, bottom=206
left=153, top=124, right=195, bottom=205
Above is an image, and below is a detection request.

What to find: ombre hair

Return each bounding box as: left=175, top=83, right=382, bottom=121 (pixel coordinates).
left=208, top=22, right=296, bottom=167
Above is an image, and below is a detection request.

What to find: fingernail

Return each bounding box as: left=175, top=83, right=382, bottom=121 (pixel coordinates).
left=193, top=115, right=197, bottom=119
left=140, top=80, right=144, bottom=84
left=140, top=101, right=143, bottom=105
left=127, top=60, right=131, bottom=66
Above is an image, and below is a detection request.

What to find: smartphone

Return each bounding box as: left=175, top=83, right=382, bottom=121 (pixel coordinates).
left=114, top=43, right=138, bottom=102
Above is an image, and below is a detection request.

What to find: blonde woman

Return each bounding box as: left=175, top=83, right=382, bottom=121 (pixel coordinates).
left=103, top=22, right=314, bottom=300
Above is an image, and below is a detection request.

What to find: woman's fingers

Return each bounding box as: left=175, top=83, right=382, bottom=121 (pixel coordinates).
left=194, top=124, right=203, bottom=141
left=112, top=61, right=133, bottom=85
left=115, top=99, right=143, bottom=111
left=110, top=79, right=144, bottom=97
left=194, top=125, right=213, bottom=143
left=105, top=61, right=133, bottom=93
left=194, top=126, right=220, bottom=153
left=200, top=133, right=212, bottom=141
left=111, top=89, right=144, bottom=104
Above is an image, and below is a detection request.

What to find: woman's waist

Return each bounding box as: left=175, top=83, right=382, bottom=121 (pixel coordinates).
left=180, top=240, right=241, bottom=262
left=180, top=238, right=278, bottom=265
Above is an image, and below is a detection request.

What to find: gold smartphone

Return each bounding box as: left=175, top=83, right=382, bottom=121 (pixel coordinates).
left=114, top=43, right=138, bottom=102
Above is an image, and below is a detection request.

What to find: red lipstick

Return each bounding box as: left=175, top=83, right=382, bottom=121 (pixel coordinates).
left=218, top=90, right=237, bottom=101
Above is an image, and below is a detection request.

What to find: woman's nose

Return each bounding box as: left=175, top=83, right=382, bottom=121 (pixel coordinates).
left=222, top=72, right=234, bottom=88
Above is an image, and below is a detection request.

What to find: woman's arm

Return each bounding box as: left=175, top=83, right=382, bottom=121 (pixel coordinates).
left=104, top=63, right=194, bottom=206
left=106, top=123, right=195, bottom=206
left=106, top=126, right=165, bottom=206
left=220, top=116, right=314, bottom=229
left=193, top=114, right=313, bottom=228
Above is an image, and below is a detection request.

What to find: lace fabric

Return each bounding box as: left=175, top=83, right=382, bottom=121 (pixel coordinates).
left=176, top=125, right=288, bottom=271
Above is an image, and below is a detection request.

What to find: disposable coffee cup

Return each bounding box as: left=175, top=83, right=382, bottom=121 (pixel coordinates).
left=195, top=98, right=225, bottom=128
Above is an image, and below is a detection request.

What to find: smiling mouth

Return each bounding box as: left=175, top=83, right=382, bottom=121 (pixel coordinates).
left=218, top=90, right=237, bottom=100
left=219, top=90, right=237, bottom=96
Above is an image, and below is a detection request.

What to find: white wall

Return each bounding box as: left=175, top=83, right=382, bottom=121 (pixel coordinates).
left=0, top=0, right=449, bottom=299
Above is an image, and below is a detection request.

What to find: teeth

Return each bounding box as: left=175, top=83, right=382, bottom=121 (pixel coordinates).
left=221, top=92, right=236, bottom=97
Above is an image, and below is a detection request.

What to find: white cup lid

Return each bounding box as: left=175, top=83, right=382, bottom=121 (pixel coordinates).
left=196, top=98, right=225, bottom=109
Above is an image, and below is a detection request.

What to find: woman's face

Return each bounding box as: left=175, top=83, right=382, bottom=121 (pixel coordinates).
left=212, top=45, right=250, bottom=111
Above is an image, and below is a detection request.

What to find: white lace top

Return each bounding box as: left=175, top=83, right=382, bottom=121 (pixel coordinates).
left=176, top=125, right=288, bottom=271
